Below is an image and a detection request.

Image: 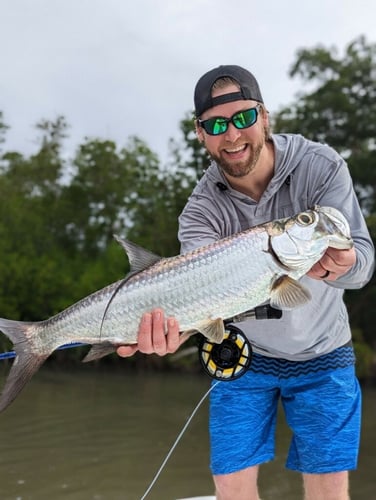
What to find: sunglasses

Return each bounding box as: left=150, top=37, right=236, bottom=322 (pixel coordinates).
left=198, top=104, right=262, bottom=136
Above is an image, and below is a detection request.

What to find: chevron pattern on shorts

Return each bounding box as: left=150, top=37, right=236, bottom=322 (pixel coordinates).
left=249, top=346, right=355, bottom=379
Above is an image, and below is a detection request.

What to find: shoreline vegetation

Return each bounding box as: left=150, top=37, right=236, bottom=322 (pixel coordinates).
left=1, top=337, right=375, bottom=386
left=0, top=36, right=375, bottom=383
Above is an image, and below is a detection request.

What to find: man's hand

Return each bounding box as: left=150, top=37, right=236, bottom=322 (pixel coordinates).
left=116, top=308, right=182, bottom=358
left=307, top=247, right=356, bottom=281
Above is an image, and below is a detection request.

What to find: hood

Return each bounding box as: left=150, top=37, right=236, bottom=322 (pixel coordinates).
left=202, top=134, right=314, bottom=204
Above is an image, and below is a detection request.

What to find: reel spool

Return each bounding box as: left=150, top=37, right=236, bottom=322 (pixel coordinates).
left=199, top=324, right=252, bottom=381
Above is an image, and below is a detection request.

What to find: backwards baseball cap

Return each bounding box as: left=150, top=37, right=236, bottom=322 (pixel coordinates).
left=194, top=65, right=263, bottom=117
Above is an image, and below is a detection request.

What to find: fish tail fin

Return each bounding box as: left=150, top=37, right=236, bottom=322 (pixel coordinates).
left=0, top=318, right=49, bottom=413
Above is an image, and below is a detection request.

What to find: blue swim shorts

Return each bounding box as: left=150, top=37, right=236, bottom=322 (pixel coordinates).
left=209, top=343, right=361, bottom=475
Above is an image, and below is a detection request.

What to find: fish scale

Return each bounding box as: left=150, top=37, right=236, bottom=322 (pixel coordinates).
left=0, top=206, right=353, bottom=412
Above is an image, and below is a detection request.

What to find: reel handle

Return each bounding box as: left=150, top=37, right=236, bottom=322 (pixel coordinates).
left=198, top=324, right=252, bottom=381
left=199, top=305, right=282, bottom=381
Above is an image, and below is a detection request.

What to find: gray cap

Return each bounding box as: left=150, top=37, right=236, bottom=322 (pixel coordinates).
left=194, top=65, right=263, bottom=117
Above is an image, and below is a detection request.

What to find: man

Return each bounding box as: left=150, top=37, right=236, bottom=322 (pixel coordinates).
left=117, top=65, right=375, bottom=500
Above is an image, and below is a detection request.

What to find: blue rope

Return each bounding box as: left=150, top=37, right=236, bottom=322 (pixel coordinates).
left=0, top=342, right=87, bottom=361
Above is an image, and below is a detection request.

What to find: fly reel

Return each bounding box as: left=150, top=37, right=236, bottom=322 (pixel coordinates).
left=198, top=324, right=252, bottom=381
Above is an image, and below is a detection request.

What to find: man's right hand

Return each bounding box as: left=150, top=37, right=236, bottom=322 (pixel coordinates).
left=116, top=308, right=182, bottom=358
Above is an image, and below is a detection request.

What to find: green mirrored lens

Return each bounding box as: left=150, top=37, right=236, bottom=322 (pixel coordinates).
left=200, top=105, right=260, bottom=135
left=207, top=118, right=227, bottom=135
left=233, top=108, right=257, bottom=129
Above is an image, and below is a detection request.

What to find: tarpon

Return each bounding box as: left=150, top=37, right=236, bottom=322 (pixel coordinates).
left=0, top=206, right=353, bottom=412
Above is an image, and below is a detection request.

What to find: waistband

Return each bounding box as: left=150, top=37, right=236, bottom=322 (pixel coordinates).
left=249, top=342, right=355, bottom=379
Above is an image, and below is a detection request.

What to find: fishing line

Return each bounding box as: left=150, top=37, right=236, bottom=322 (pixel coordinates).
left=140, top=380, right=220, bottom=500
left=0, top=342, right=87, bottom=361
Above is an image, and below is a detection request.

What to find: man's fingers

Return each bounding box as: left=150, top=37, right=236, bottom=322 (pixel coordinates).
left=166, top=317, right=181, bottom=353
left=117, top=309, right=182, bottom=358
left=137, top=312, right=156, bottom=354
left=308, top=247, right=356, bottom=281
left=116, top=345, right=139, bottom=358
left=151, top=309, right=168, bottom=355
left=325, top=247, right=356, bottom=268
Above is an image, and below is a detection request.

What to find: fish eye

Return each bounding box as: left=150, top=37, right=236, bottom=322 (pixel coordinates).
left=296, top=212, right=315, bottom=226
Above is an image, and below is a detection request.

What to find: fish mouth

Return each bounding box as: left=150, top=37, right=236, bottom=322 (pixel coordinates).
left=317, top=206, right=353, bottom=250
left=327, top=234, right=353, bottom=250
left=268, top=206, right=354, bottom=272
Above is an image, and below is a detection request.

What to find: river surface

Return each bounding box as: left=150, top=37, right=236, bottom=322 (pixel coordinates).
left=0, top=366, right=375, bottom=500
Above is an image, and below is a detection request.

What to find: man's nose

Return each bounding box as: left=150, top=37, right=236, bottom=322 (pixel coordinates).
left=224, top=122, right=241, bottom=142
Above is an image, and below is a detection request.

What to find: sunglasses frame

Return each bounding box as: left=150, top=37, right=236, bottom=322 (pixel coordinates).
left=198, top=104, right=262, bottom=136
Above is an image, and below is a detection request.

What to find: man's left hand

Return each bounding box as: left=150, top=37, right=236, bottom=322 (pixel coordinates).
left=307, top=247, right=356, bottom=281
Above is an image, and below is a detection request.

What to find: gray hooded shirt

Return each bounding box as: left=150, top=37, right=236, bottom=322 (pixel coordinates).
left=178, top=134, right=374, bottom=360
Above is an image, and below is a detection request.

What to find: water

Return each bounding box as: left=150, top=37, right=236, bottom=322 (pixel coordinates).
left=0, top=366, right=375, bottom=499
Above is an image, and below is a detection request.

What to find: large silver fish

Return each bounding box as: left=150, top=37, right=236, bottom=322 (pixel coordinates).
left=0, top=206, right=352, bottom=412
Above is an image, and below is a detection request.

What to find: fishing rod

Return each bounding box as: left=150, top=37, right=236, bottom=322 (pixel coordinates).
left=0, top=342, right=87, bottom=361
left=0, top=305, right=282, bottom=369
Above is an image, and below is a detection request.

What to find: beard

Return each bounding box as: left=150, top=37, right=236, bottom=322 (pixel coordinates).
left=206, top=125, right=269, bottom=178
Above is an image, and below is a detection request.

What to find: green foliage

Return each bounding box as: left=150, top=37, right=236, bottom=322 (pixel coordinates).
left=0, top=112, right=9, bottom=149
left=168, top=111, right=209, bottom=182
left=273, top=35, right=376, bottom=213
left=273, top=36, right=376, bottom=375
left=0, top=36, right=375, bottom=378
left=353, top=328, right=375, bottom=380
left=0, top=114, right=199, bottom=367
left=345, top=214, right=376, bottom=348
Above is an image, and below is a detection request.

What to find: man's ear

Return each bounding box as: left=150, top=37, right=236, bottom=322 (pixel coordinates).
left=260, top=106, right=270, bottom=127
left=195, top=119, right=204, bottom=143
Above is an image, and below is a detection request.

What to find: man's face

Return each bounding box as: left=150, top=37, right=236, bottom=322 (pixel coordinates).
left=196, top=84, right=269, bottom=179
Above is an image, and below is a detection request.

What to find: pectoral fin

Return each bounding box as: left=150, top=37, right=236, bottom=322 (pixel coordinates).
left=270, top=275, right=311, bottom=310
left=187, top=318, right=225, bottom=344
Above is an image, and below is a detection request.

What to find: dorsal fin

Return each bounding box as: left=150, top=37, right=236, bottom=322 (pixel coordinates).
left=113, top=234, right=161, bottom=272
left=98, top=236, right=162, bottom=340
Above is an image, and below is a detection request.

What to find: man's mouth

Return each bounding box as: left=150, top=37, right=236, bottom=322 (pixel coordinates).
left=224, top=144, right=247, bottom=155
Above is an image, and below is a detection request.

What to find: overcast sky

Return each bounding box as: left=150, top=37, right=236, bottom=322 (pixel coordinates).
left=1, top=0, right=375, bottom=162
